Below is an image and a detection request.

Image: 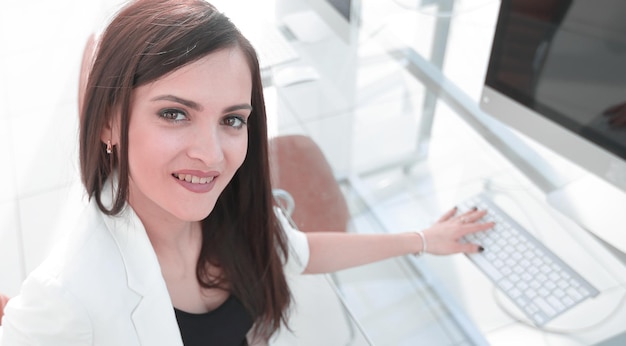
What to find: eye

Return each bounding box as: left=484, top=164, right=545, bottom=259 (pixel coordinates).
left=222, top=115, right=247, bottom=129
left=158, top=108, right=188, bottom=122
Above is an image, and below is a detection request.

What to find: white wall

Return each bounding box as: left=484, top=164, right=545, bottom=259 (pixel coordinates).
left=0, top=0, right=127, bottom=296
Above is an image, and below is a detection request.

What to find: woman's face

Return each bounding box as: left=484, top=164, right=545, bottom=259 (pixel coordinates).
left=125, top=47, right=252, bottom=223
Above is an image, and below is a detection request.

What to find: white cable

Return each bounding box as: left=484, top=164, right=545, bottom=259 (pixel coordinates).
left=482, top=177, right=626, bottom=334
left=492, top=285, right=626, bottom=334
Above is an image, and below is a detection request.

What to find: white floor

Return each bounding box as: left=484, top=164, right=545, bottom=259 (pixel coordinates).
left=0, top=0, right=511, bottom=344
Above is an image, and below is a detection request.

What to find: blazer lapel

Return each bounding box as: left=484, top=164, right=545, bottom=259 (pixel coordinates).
left=101, top=180, right=183, bottom=345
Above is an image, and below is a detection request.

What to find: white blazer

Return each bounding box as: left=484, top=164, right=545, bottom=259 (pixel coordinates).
left=1, top=183, right=309, bottom=345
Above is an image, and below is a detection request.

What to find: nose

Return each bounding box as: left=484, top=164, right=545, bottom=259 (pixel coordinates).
left=187, top=125, right=225, bottom=165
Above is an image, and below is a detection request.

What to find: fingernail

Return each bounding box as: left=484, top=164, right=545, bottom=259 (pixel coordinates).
left=478, top=246, right=485, bottom=252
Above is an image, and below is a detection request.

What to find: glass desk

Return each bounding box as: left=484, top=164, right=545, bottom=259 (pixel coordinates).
left=253, top=0, right=626, bottom=345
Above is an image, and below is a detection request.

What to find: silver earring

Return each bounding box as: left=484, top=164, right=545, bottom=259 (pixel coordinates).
left=106, top=140, right=112, bottom=154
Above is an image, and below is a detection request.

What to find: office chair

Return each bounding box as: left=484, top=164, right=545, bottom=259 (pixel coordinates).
left=269, top=134, right=351, bottom=233
left=269, top=134, right=357, bottom=344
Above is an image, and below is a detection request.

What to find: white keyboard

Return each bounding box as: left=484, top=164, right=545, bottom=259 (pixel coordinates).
left=249, top=25, right=300, bottom=70
left=459, top=194, right=599, bottom=326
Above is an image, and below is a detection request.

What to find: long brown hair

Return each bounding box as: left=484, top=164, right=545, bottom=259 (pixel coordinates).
left=79, top=0, right=291, bottom=337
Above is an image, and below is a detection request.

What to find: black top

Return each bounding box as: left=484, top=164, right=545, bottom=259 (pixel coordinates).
left=174, top=295, right=253, bottom=346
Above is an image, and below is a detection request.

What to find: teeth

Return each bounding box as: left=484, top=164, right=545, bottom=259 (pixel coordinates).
left=174, top=173, right=213, bottom=184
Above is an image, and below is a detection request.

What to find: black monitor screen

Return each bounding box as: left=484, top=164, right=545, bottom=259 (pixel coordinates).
left=485, top=0, right=626, bottom=160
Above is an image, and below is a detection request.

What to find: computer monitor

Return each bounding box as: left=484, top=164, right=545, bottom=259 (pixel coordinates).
left=480, top=0, right=626, bottom=252
left=305, top=0, right=357, bottom=43
left=275, top=0, right=359, bottom=44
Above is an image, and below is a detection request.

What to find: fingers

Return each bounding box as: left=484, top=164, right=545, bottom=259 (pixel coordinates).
left=454, top=208, right=486, bottom=224
left=438, top=206, right=490, bottom=224
left=439, top=206, right=481, bottom=223
left=459, top=242, right=484, bottom=254
left=460, top=221, right=495, bottom=236
left=455, top=209, right=495, bottom=239
left=437, top=206, right=458, bottom=223
left=430, top=207, right=496, bottom=256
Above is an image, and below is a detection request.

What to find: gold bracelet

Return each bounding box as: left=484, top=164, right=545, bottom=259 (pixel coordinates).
left=415, top=230, right=427, bottom=256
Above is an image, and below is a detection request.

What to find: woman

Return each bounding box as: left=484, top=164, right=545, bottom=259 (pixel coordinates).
left=1, top=0, right=492, bottom=344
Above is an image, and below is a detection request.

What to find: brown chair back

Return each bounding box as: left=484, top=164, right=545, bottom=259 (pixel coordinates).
left=269, top=135, right=350, bottom=233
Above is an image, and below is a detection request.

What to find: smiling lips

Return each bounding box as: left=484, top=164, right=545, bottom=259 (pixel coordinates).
left=173, top=173, right=214, bottom=184
left=172, top=172, right=217, bottom=193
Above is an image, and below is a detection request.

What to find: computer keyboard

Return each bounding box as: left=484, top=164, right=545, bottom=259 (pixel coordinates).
left=248, top=24, right=300, bottom=70
left=459, top=194, right=599, bottom=326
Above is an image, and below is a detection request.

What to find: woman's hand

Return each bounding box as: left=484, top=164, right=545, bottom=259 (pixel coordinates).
left=422, top=206, right=495, bottom=255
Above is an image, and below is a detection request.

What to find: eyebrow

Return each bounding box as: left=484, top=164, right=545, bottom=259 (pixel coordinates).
left=225, top=104, right=253, bottom=113
left=151, top=95, right=252, bottom=113
left=151, top=95, right=202, bottom=111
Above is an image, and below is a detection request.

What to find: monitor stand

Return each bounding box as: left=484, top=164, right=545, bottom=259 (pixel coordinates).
left=546, top=174, right=626, bottom=257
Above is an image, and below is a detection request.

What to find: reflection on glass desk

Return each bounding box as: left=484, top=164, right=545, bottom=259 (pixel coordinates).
left=256, top=0, right=626, bottom=345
